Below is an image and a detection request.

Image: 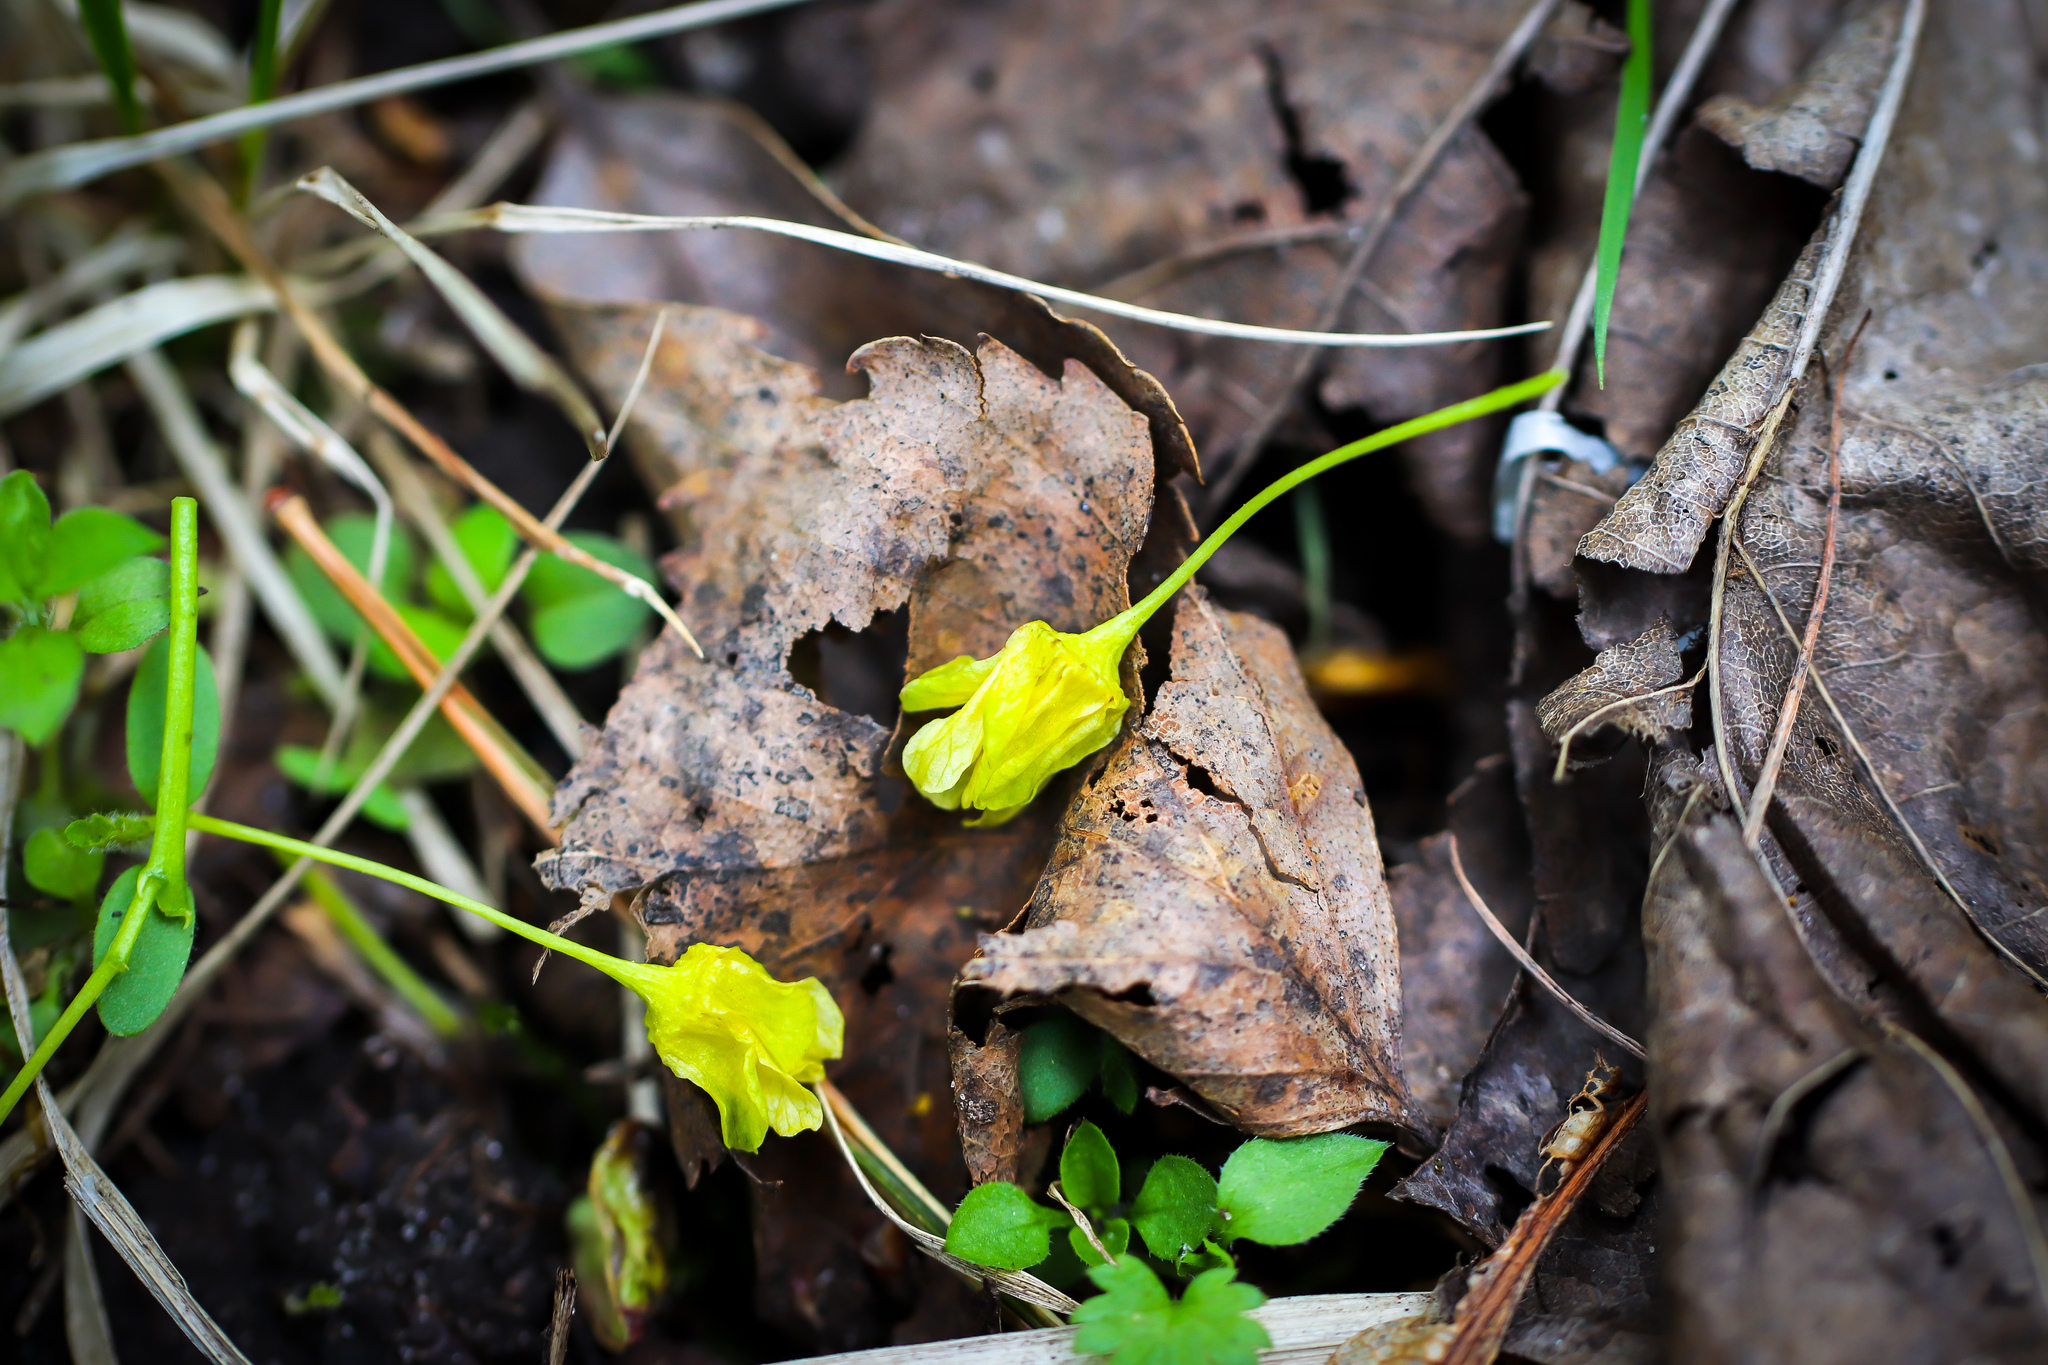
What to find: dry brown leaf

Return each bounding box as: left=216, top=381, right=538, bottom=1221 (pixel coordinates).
left=1522, top=456, right=1634, bottom=600
left=959, top=586, right=1423, bottom=1138
left=1535, top=618, right=1692, bottom=755
left=831, top=0, right=1531, bottom=540
left=1697, top=0, right=1903, bottom=189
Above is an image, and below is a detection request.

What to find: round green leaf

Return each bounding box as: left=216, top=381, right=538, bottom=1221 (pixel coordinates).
left=424, top=502, right=516, bottom=616
left=1060, top=1119, right=1120, bottom=1211
left=524, top=531, right=654, bottom=670
left=126, top=637, right=220, bottom=806
left=77, top=595, right=171, bottom=653
left=0, top=469, right=52, bottom=605
left=0, top=625, right=86, bottom=745
left=943, top=1182, right=1055, bottom=1271
left=24, top=826, right=104, bottom=901
left=92, top=865, right=196, bottom=1037
left=45, top=507, right=164, bottom=598
left=1133, top=1154, right=1220, bottom=1262
left=1020, top=1012, right=1098, bottom=1123
left=1216, top=1134, right=1388, bottom=1247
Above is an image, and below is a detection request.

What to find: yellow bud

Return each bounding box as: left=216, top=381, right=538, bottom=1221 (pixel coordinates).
left=900, top=616, right=1137, bottom=825
left=617, top=943, right=844, bottom=1152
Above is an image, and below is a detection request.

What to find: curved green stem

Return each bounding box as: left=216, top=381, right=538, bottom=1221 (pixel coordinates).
left=188, top=814, right=648, bottom=990
left=0, top=903, right=145, bottom=1120
left=1085, top=370, right=1565, bottom=651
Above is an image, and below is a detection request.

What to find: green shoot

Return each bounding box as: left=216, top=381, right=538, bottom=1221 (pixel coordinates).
left=76, top=0, right=143, bottom=133
left=241, top=0, right=286, bottom=200
left=1593, top=0, right=1653, bottom=386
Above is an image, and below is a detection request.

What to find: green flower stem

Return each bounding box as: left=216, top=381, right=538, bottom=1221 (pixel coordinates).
left=295, top=862, right=466, bottom=1037
left=0, top=498, right=200, bottom=1125
left=189, top=813, right=649, bottom=990
left=1087, top=370, right=1566, bottom=653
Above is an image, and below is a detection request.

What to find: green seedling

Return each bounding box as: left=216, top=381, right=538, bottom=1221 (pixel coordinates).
left=945, top=1120, right=1386, bottom=1364
left=1, top=470, right=168, bottom=746
left=900, top=372, right=1564, bottom=823
left=1593, top=0, right=1653, bottom=385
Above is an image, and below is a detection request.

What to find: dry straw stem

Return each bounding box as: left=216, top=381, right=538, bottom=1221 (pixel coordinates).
left=270, top=490, right=559, bottom=839
left=1439, top=1091, right=1647, bottom=1365
left=1448, top=834, right=1645, bottom=1059
left=1200, top=0, right=1567, bottom=511
left=164, top=161, right=701, bottom=657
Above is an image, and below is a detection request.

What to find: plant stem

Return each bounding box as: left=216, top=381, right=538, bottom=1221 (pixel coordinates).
left=1089, top=370, right=1565, bottom=650
left=297, top=863, right=465, bottom=1037
left=0, top=914, right=139, bottom=1121
left=189, top=813, right=644, bottom=989
left=77, top=0, right=143, bottom=133
left=240, top=0, right=284, bottom=201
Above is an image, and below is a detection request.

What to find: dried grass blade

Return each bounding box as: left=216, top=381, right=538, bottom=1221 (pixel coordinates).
left=0, top=223, right=182, bottom=352
left=298, top=167, right=606, bottom=454
left=437, top=203, right=1554, bottom=350
left=63, top=1207, right=118, bottom=1365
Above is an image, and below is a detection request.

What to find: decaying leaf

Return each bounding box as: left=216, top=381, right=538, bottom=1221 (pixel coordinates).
left=960, top=587, right=1423, bottom=1139
left=1535, top=618, right=1691, bottom=758
left=1697, top=0, right=1904, bottom=190
left=830, top=0, right=1530, bottom=539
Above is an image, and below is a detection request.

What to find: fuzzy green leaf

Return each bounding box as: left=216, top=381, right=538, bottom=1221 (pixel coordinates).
left=943, top=1182, right=1059, bottom=1271
left=24, top=827, right=104, bottom=901
left=0, top=626, right=85, bottom=744
left=1069, top=1215, right=1130, bottom=1268
left=1061, top=1119, right=1120, bottom=1212
left=1072, top=1259, right=1269, bottom=1365
left=126, top=638, right=220, bottom=806
left=1592, top=0, right=1653, bottom=385
left=64, top=811, right=156, bottom=851
left=1216, top=1134, right=1387, bottom=1247
left=92, top=865, right=196, bottom=1036
left=45, top=507, right=163, bottom=599
left=1020, top=1012, right=1098, bottom=1123
left=1132, top=1155, right=1219, bottom=1263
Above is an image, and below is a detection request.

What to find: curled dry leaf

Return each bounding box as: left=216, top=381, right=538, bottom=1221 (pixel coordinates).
left=959, top=586, right=1424, bottom=1140
left=831, top=0, right=1529, bottom=540
left=1535, top=618, right=1692, bottom=759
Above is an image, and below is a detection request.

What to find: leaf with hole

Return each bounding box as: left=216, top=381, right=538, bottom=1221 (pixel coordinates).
left=0, top=625, right=86, bottom=745
left=24, top=827, right=104, bottom=901
left=126, top=637, right=220, bottom=806
left=1215, top=1133, right=1386, bottom=1247
left=92, top=865, right=196, bottom=1036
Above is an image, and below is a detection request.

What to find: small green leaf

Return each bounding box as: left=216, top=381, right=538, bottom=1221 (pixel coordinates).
left=1099, top=1033, right=1139, bottom=1114
left=1592, top=0, right=1653, bottom=385
left=75, top=556, right=170, bottom=647
left=274, top=744, right=412, bottom=830
left=1068, top=1215, right=1130, bottom=1268
left=127, top=638, right=219, bottom=805
left=24, top=827, right=104, bottom=901
left=1021, top=1012, right=1098, bottom=1123
left=44, top=508, right=164, bottom=599
left=77, top=596, right=171, bottom=653
left=0, top=469, right=52, bottom=605
left=1133, top=1155, right=1219, bottom=1263
left=284, top=512, right=417, bottom=643
left=64, top=811, right=156, bottom=851
left=524, top=531, right=654, bottom=669
left=1072, top=1259, right=1269, bottom=1365
left=0, top=625, right=86, bottom=744
left=943, top=1182, right=1057, bottom=1271
left=92, top=865, right=197, bottom=1036
left=1061, top=1119, right=1120, bottom=1212
left=425, top=503, right=516, bottom=616
left=1216, top=1134, right=1387, bottom=1247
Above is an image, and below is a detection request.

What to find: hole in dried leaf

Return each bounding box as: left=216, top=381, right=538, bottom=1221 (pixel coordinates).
left=1182, top=762, right=1239, bottom=807
left=1105, top=983, right=1158, bottom=1008
left=784, top=608, right=910, bottom=726
left=859, top=942, right=896, bottom=995
left=1257, top=44, right=1355, bottom=216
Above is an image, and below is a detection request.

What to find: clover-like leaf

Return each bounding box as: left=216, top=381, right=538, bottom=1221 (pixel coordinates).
left=1133, top=1155, right=1219, bottom=1264
left=425, top=502, right=517, bottom=616
left=91, top=865, right=196, bottom=1036
left=1072, top=1258, right=1269, bottom=1365
left=1215, top=1134, right=1386, bottom=1247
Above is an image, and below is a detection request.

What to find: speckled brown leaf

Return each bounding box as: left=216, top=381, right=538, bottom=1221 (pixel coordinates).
left=960, top=586, right=1423, bottom=1139
left=831, top=0, right=1530, bottom=540
left=1535, top=618, right=1692, bottom=754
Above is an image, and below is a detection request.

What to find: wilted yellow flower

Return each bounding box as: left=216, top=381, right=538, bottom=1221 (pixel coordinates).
left=901, top=616, right=1140, bottom=826
left=614, top=943, right=843, bottom=1152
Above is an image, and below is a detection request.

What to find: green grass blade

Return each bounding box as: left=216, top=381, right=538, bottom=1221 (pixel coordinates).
left=240, top=0, right=285, bottom=198
left=76, top=0, right=143, bottom=133
left=1593, top=0, right=1653, bottom=387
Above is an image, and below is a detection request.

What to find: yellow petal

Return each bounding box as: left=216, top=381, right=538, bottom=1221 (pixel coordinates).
left=900, top=652, right=998, bottom=711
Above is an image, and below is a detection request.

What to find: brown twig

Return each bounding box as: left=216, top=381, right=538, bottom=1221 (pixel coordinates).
left=1439, top=1091, right=1647, bottom=1365
left=1741, top=317, right=1867, bottom=846
left=1201, top=0, right=1565, bottom=515
left=547, top=1269, right=575, bottom=1365
left=270, top=492, right=560, bottom=841
left=1447, top=835, right=1644, bottom=1059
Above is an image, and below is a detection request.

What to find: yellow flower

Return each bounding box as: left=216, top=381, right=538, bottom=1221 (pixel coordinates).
left=900, top=617, right=1140, bottom=825
left=616, top=943, right=843, bottom=1152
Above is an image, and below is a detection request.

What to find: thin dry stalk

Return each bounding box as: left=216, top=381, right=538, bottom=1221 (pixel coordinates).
left=1202, top=0, right=1565, bottom=512
left=1741, top=320, right=1867, bottom=846
left=1448, top=834, right=1644, bottom=1059
left=1047, top=1184, right=1117, bottom=1266
left=270, top=491, right=559, bottom=839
